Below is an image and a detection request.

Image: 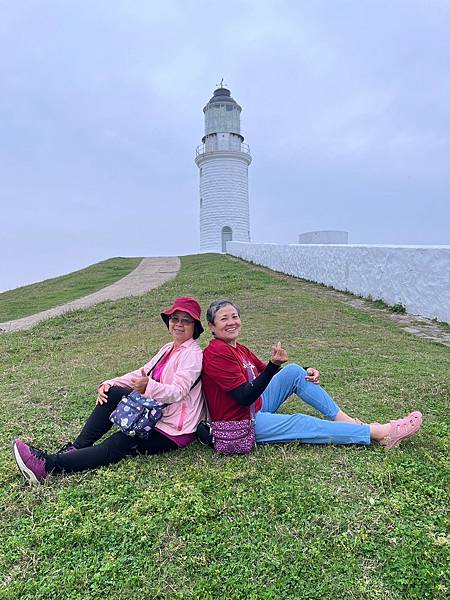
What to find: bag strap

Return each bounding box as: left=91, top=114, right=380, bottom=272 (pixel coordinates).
left=146, top=350, right=169, bottom=376
left=249, top=402, right=255, bottom=421
left=190, top=374, right=201, bottom=391
left=243, top=361, right=256, bottom=421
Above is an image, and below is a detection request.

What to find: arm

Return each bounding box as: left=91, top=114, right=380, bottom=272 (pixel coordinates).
left=252, top=343, right=320, bottom=385
left=228, top=361, right=280, bottom=406
left=96, top=345, right=171, bottom=404
left=228, top=341, right=287, bottom=406
left=102, top=365, right=148, bottom=390
left=96, top=365, right=149, bottom=405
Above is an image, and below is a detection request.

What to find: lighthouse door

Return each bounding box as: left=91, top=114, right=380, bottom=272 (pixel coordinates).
left=221, top=226, right=232, bottom=252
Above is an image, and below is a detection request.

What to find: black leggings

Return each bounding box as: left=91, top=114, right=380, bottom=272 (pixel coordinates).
left=46, top=386, right=177, bottom=474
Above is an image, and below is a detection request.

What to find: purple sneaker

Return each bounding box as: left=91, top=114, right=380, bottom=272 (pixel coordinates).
left=12, top=439, right=48, bottom=485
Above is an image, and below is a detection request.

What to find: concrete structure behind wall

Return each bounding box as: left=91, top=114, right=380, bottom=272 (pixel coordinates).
left=195, top=86, right=252, bottom=253
left=299, top=230, right=348, bottom=244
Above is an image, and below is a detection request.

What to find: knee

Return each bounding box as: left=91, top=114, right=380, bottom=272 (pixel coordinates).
left=282, top=363, right=306, bottom=378
left=278, top=363, right=307, bottom=390
left=107, top=385, right=132, bottom=403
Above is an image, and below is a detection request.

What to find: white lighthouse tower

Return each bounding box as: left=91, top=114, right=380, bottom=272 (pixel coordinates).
left=195, top=84, right=252, bottom=252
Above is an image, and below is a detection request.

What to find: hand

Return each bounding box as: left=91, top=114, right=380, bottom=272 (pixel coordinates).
left=97, top=383, right=111, bottom=405
left=305, top=367, right=320, bottom=384
left=270, top=341, right=288, bottom=366
left=131, top=368, right=149, bottom=394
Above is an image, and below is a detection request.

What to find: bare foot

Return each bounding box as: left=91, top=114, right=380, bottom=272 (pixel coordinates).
left=334, top=410, right=364, bottom=425
left=369, top=422, right=390, bottom=441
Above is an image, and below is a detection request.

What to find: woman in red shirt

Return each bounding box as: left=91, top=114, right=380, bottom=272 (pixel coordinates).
left=202, top=299, right=422, bottom=449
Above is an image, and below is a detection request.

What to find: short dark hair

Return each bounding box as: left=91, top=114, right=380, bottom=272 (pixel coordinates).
left=206, top=299, right=241, bottom=325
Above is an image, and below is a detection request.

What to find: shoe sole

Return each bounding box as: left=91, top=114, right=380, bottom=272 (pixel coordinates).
left=11, top=441, right=41, bottom=485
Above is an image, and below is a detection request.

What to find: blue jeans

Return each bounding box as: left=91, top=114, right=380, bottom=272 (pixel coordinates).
left=255, top=364, right=371, bottom=445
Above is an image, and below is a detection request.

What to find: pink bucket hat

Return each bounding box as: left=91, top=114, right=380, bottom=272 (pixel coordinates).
left=161, top=296, right=204, bottom=339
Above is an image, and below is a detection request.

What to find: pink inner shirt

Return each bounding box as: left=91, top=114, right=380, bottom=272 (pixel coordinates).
left=151, top=350, right=172, bottom=383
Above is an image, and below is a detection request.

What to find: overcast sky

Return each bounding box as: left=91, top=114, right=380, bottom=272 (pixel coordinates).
left=1, top=0, right=449, bottom=292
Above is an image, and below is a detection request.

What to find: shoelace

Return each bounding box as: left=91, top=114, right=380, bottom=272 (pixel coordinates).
left=57, top=442, right=76, bottom=453
left=29, top=446, right=48, bottom=460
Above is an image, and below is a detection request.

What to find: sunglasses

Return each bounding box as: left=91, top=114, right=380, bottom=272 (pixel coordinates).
left=169, top=315, right=195, bottom=325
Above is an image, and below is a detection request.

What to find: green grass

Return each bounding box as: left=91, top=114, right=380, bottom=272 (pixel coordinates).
left=432, top=318, right=450, bottom=332
left=1, top=254, right=448, bottom=600
left=371, top=298, right=407, bottom=314
left=0, top=257, right=141, bottom=322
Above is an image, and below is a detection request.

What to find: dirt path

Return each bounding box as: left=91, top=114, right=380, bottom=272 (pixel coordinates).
left=301, top=284, right=450, bottom=347
left=344, top=297, right=450, bottom=347
left=0, top=257, right=180, bottom=333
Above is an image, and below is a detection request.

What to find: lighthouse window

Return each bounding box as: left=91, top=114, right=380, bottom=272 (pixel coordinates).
left=200, top=197, right=203, bottom=207
left=200, top=168, right=203, bottom=176
left=226, top=105, right=233, bottom=111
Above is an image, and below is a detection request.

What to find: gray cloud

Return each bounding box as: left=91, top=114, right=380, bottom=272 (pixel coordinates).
left=1, top=0, right=449, bottom=291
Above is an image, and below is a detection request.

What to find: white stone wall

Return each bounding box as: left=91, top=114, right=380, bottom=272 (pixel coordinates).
left=197, top=152, right=251, bottom=252
left=299, top=230, right=348, bottom=244
left=227, top=242, right=450, bottom=323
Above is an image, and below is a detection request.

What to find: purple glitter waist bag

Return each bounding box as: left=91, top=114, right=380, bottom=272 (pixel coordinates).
left=211, top=416, right=255, bottom=455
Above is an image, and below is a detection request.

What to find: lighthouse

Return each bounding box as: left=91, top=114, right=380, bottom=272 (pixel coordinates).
left=195, top=85, right=252, bottom=252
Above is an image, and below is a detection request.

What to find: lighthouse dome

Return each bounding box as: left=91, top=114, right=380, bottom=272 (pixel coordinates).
left=205, top=87, right=240, bottom=108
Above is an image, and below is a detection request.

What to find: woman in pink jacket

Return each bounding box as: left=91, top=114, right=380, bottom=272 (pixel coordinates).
left=12, top=297, right=205, bottom=485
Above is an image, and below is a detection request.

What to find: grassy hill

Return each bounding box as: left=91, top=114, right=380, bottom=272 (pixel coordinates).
left=0, top=254, right=448, bottom=600
left=0, top=257, right=141, bottom=322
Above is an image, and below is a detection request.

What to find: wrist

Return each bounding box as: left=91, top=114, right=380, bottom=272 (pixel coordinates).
left=268, top=360, right=282, bottom=369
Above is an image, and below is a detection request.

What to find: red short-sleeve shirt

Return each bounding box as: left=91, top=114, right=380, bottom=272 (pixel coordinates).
left=202, top=338, right=267, bottom=421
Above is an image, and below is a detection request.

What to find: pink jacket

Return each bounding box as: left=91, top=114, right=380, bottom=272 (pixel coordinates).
left=102, top=337, right=205, bottom=437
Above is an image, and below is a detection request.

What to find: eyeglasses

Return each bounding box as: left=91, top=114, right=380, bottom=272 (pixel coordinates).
left=169, top=315, right=195, bottom=325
